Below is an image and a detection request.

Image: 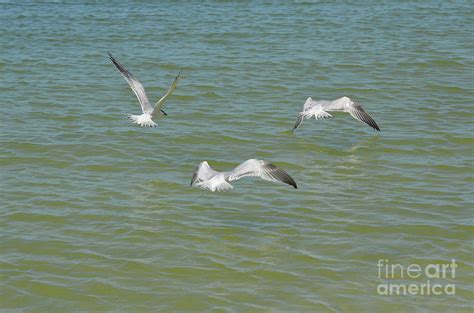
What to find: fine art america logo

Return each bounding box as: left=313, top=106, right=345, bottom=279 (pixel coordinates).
left=377, top=259, right=457, bottom=296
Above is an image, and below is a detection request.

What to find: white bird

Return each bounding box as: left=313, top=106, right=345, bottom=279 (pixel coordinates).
left=190, top=159, right=298, bottom=192
left=292, top=96, right=380, bottom=132
left=108, top=52, right=181, bottom=127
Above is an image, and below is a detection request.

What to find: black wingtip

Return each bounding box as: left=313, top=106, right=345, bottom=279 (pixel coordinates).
left=289, top=179, right=298, bottom=189
left=108, top=52, right=118, bottom=65
left=278, top=168, right=298, bottom=189
left=190, top=172, right=197, bottom=187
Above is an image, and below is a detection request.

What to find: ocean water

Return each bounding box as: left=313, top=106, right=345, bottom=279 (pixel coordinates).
left=1, top=1, right=473, bottom=312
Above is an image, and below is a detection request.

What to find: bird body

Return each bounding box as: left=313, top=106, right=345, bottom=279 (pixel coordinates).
left=292, top=96, right=380, bottom=132
left=190, top=159, right=297, bottom=192
left=108, top=52, right=181, bottom=127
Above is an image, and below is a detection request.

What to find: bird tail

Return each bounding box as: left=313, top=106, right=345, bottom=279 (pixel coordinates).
left=127, top=114, right=157, bottom=127
left=196, top=177, right=234, bottom=192
left=314, top=110, right=332, bottom=119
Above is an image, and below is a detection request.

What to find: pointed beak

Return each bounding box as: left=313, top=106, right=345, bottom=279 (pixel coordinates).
left=160, top=110, right=168, bottom=116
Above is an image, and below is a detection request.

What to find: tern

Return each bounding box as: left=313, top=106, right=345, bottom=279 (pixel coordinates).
left=292, top=96, right=380, bottom=132
left=108, top=52, right=181, bottom=127
left=190, top=159, right=298, bottom=192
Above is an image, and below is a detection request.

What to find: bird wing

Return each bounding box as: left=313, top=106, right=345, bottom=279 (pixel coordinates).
left=227, top=159, right=297, bottom=189
left=291, top=113, right=305, bottom=132
left=190, top=161, right=233, bottom=191
left=347, top=102, right=381, bottom=131
left=303, top=98, right=317, bottom=111
left=108, top=52, right=153, bottom=114
left=151, top=71, right=182, bottom=118
left=292, top=98, right=318, bottom=132
left=190, top=161, right=218, bottom=186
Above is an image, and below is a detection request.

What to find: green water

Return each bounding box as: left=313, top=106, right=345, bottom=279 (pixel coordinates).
left=1, top=2, right=473, bottom=312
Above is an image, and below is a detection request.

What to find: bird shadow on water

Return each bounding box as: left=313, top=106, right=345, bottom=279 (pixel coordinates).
left=280, top=127, right=295, bottom=136
left=340, top=134, right=383, bottom=166
left=346, top=134, right=381, bottom=153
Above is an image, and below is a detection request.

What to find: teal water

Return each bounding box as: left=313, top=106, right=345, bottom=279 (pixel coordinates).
left=1, top=1, right=473, bottom=312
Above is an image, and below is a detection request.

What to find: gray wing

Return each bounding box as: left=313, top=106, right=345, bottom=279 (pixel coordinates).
left=152, top=71, right=182, bottom=118
left=226, top=159, right=297, bottom=189
left=321, top=99, right=345, bottom=111
left=190, top=161, right=218, bottom=186
left=291, top=113, right=304, bottom=132
left=303, top=97, right=318, bottom=110
left=292, top=98, right=316, bottom=132
left=108, top=52, right=153, bottom=114
left=347, top=102, right=380, bottom=131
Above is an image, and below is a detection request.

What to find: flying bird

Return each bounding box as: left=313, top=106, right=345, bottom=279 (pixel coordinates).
left=292, top=96, right=380, bottom=132
left=190, top=159, right=297, bottom=192
left=108, top=52, right=181, bottom=127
